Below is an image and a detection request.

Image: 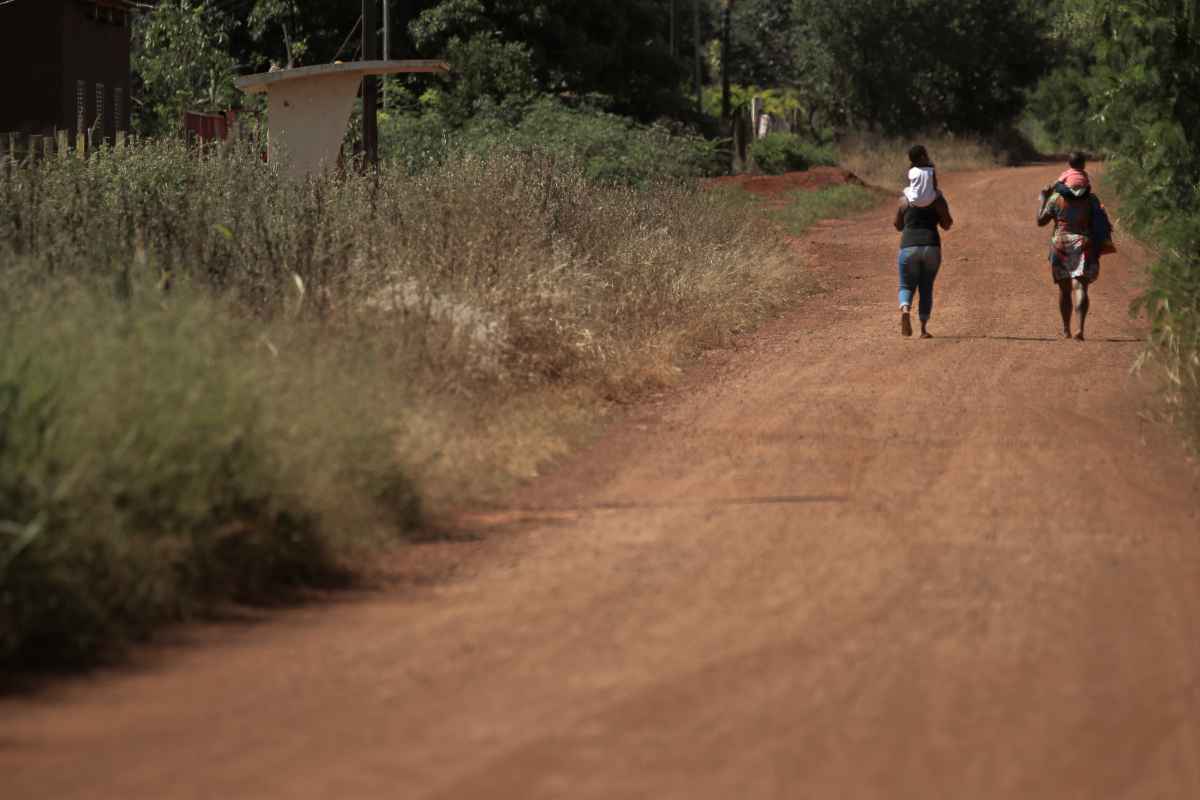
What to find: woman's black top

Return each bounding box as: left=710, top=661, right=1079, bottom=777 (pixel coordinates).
left=900, top=203, right=941, bottom=248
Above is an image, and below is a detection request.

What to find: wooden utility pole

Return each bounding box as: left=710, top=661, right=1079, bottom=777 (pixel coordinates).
left=363, top=0, right=379, bottom=167
left=721, top=0, right=734, bottom=121
left=383, top=0, right=390, bottom=61
left=382, top=0, right=390, bottom=109
left=691, top=0, right=702, bottom=113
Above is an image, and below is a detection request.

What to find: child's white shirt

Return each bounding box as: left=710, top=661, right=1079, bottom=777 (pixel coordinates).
left=903, top=166, right=937, bottom=207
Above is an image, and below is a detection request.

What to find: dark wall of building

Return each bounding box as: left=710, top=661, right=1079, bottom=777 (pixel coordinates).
left=61, top=1, right=132, bottom=141
left=0, top=1, right=63, bottom=134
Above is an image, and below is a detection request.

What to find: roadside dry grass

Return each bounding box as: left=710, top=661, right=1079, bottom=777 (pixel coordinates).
left=838, top=133, right=1005, bottom=189
left=0, top=142, right=815, bottom=670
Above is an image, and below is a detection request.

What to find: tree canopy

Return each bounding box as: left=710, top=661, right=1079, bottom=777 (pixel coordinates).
left=131, top=0, right=1095, bottom=137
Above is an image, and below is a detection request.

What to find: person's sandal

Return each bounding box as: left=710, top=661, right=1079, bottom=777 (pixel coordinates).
left=900, top=309, right=913, bottom=337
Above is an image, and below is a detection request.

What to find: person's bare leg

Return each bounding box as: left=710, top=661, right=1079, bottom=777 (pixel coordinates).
left=1057, top=279, right=1073, bottom=338
left=1073, top=278, right=1089, bottom=340
left=920, top=319, right=932, bottom=338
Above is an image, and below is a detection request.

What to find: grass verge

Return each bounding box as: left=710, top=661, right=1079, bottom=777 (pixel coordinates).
left=0, top=142, right=809, bottom=672
left=0, top=283, right=422, bottom=669
left=767, top=185, right=884, bottom=237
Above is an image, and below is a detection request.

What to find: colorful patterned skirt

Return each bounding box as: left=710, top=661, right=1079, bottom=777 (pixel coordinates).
left=1049, top=232, right=1100, bottom=283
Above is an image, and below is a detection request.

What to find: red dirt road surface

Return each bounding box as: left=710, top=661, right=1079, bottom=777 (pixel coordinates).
left=4, top=166, right=1200, bottom=799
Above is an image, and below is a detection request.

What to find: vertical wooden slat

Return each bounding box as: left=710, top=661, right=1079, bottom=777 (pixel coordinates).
left=58, top=130, right=70, bottom=158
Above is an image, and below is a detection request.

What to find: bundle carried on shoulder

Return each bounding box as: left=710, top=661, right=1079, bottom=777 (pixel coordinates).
left=1089, top=196, right=1117, bottom=256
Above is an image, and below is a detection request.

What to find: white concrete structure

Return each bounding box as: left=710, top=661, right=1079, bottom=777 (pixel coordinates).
left=235, top=60, right=449, bottom=178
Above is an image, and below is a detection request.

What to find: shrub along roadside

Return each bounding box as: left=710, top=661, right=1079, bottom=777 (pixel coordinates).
left=750, top=134, right=838, bottom=176
left=0, top=142, right=818, bottom=672
left=380, top=98, right=724, bottom=186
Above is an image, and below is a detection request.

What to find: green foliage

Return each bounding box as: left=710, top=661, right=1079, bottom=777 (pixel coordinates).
left=378, top=109, right=458, bottom=174
left=409, top=0, right=691, bottom=119
left=132, top=0, right=239, bottom=136
left=750, top=133, right=837, bottom=175
left=381, top=98, right=725, bottom=185
left=470, top=99, right=724, bottom=184
left=1052, top=0, right=1200, bottom=448
left=434, top=33, right=539, bottom=126
left=766, top=185, right=881, bottom=236
left=796, top=0, right=1049, bottom=134
left=238, top=0, right=390, bottom=70
left=1025, top=53, right=1099, bottom=151
left=727, top=0, right=808, bottom=87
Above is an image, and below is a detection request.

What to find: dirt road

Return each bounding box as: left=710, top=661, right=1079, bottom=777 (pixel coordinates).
left=5, top=166, right=1199, bottom=799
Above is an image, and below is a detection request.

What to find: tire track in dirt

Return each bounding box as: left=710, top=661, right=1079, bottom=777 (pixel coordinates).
left=3, top=166, right=1199, bottom=800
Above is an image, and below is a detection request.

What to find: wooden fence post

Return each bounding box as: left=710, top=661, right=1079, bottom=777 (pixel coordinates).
left=58, top=130, right=69, bottom=158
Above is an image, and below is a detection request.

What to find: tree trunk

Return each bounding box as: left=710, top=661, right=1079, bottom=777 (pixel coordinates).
left=691, top=0, right=702, bottom=113
left=721, top=1, right=733, bottom=121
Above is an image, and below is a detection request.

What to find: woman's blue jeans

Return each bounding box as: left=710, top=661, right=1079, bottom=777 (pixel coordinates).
left=898, top=245, right=942, bottom=321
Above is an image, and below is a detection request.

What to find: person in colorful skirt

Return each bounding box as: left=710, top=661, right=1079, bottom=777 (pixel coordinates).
left=1037, top=153, right=1110, bottom=340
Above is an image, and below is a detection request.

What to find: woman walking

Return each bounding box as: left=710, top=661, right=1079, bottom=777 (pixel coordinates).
left=893, top=146, right=954, bottom=338
left=1036, top=152, right=1107, bottom=340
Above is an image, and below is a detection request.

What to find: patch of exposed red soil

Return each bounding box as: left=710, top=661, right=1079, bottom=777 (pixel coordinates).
left=705, top=166, right=864, bottom=199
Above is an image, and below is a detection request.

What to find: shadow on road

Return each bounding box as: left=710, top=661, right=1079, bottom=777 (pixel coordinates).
left=939, top=335, right=1143, bottom=343
left=455, top=495, right=850, bottom=530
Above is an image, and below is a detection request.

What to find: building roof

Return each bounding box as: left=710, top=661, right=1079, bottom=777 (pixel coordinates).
left=235, top=60, right=450, bottom=95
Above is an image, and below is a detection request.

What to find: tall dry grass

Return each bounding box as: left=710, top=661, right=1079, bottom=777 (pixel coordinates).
left=838, top=133, right=1008, bottom=189
left=0, top=141, right=806, bottom=669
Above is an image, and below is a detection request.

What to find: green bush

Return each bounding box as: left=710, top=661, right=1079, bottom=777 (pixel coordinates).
left=1023, top=55, right=1100, bottom=153
left=381, top=98, right=724, bottom=185
left=750, top=134, right=838, bottom=175
left=1073, top=1, right=1200, bottom=450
